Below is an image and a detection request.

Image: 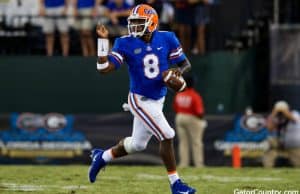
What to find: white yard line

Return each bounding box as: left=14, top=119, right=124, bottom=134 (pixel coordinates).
left=201, top=175, right=282, bottom=182
left=0, top=182, right=88, bottom=192
left=0, top=173, right=283, bottom=191
left=136, top=173, right=282, bottom=182
left=0, top=183, right=45, bottom=191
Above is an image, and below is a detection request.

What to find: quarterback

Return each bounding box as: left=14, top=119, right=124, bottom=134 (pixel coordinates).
left=89, top=4, right=196, bottom=194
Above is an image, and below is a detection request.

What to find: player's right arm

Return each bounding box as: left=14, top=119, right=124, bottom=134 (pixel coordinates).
left=96, top=25, right=117, bottom=74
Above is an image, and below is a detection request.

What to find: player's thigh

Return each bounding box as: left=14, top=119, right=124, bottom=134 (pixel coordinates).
left=128, top=93, right=175, bottom=140
left=151, top=110, right=175, bottom=139
left=131, top=117, right=153, bottom=149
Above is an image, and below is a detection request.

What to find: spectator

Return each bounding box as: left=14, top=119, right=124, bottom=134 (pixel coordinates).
left=263, top=101, right=300, bottom=167
left=173, top=75, right=207, bottom=167
left=5, top=0, right=39, bottom=28
left=280, top=0, right=300, bottom=24
left=136, top=0, right=174, bottom=31
left=39, top=0, right=70, bottom=56
left=73, top=0, right=98, bottom=56
left=159, top=1, right=174, bottom=31
left=136, top=0, right=163, bottom=15
left=105, top=0, right=132, bottom=37
left=174, top=0, right=193, bottom=52
left=191, top=0, right=212, bottom=55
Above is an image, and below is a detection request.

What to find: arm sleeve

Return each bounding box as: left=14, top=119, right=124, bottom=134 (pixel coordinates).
left=108, top=38, right=124, bottom=70
left=168, top=32, right=187, bottom=65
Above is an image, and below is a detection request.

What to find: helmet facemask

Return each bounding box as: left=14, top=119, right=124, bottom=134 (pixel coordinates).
left=127, top=15, right=153, bottom=37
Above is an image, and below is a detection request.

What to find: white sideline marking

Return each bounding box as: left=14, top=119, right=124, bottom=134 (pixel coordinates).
left=136, top=173, right=282, bottom=182
left=62, top=185, right=88, bottom=190
left=0, top=183, right=44, bottom=191
left=202, top=175, right=282, bottom=182
left=0, top=183, right=88, bottom=192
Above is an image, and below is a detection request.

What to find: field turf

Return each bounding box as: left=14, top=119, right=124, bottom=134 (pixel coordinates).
left=0, top=165, right=299, bottom=194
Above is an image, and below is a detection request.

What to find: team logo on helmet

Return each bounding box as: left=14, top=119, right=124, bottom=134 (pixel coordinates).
left=127, top=4, right=159, bottom=37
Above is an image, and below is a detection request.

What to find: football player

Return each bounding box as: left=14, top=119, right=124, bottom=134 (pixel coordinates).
left=89, top=4, right=196, bottom=194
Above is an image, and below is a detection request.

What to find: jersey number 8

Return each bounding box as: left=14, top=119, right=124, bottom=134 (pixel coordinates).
left=143, top=54, right=159, bottom=79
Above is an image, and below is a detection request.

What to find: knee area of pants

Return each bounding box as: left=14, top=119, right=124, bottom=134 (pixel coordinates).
left=124, top=136, right=147, bottom=153
left=132, top=141, right=147, bottom=152
left=166, top=129, right=175, bottom=139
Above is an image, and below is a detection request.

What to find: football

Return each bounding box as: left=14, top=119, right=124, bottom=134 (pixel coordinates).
left=162, top=69, right=186, bottom=92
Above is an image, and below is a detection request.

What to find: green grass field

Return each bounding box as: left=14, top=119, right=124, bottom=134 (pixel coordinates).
left=0, top=165, right=299, bottom=194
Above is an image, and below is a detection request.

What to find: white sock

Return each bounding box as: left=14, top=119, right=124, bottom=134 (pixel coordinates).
left=102, top=149, right=114, bottom=162
left=168, top=171, right=180, bottom=185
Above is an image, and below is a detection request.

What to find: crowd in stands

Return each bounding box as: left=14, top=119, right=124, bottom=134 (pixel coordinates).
left=0, top=0, right=212, bottom=56
left=1, top=0, right=299, bottom=56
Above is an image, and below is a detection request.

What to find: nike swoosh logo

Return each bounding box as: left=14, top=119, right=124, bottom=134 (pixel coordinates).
left=157, top=47, right=163, bottom=50
left=93, top=154, right=98, bottom=162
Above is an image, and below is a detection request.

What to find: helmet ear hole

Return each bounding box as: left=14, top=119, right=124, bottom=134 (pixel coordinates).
left=149, top=22, right=155, bottom=32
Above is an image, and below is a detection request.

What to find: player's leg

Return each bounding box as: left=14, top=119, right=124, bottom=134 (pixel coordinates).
left=89, top=115, right=152, bottom=183
left=128, top=93, right=196, bottom=194
left=103, top=117, right=152, bottom=160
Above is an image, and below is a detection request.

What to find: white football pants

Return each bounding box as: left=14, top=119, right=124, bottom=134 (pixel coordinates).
left=128, top=93, right=175, bottom=148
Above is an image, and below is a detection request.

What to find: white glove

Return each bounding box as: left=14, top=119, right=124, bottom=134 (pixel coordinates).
left=122, top=103, right=130, bottom=112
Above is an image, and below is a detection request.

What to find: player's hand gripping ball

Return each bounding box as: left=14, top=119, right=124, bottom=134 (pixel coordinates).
left=162, top=68, right=186, bottom=92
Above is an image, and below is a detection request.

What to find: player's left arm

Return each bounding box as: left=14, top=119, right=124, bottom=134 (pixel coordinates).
left=176, top=58, right=191, bottom=75
left=169, top=57, right=191, bottom=77
left=168, top=32, right=192, bottom=76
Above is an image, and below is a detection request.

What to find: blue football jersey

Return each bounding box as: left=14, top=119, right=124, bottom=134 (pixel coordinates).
left=108, top=31, right=187, bottom=100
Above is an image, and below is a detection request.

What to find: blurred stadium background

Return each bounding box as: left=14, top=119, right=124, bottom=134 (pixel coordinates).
left=0, top=0, right=300, bottom=193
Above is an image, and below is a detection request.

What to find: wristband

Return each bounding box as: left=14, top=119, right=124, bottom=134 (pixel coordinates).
left=97, top=38, right=109, bottom=57
left=97, top=62, right=109, bottom=70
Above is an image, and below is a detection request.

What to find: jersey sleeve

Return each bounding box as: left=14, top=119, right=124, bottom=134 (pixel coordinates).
left=168, top=32, right=187, bottom=65
left=108, top=38, right=125, bottom=69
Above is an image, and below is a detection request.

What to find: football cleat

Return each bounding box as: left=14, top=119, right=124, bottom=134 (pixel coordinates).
left=171, top=179, right=196, bottom=194
left=88, top=149, right=106, bottom=183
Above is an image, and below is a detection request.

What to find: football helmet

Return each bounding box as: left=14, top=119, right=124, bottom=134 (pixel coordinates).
left=127, top=4, right=159, bottom=37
